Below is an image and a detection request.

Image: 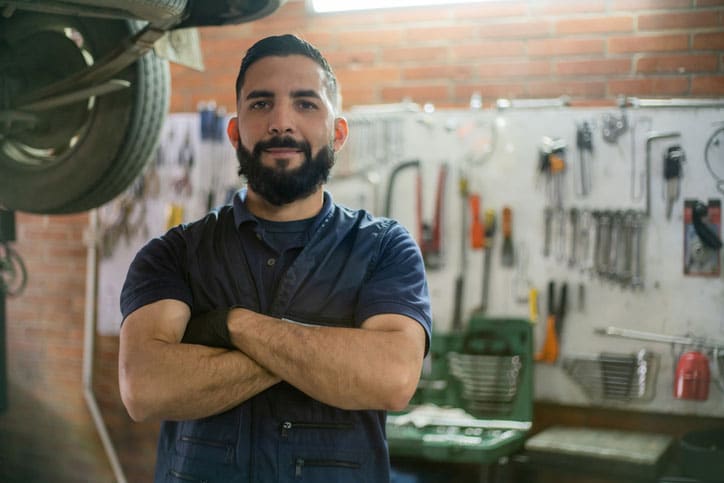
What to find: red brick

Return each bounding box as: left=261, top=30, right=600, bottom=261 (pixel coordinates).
left=693, top=31, right=724, bottom=49
left=478, top=60, right=552, bottom=78
left=452, top=41, right=526, bottom=59
left=557, top=58, right=632, bottom=76
left=477, top=20, right=552, bottom=39
left=536, top=0, right=606, bottom=15
left=336, top=66, right=401, bottom=87
left=325, top=49, right=377, bottom=66
left=403, top=65, right=474, bottom=81
left=406, top=25, right=477, bottom=44
left=608, top=34, right=689, bottom=53
left=48, top=246, right=87, bottom=259
left=382, top=7, right=453, bottom=23
left=527, top=80, right=606, bottom=97
left=556, top=16, right=634, bottom=35
left=298, top=32, right=335, bottom=50
left=528, top=38, right=605, bottom=57
left=336, top=29, right=404, bottom=47
left=691, top=74, right=724, bottom=93
left=382, top=46, right=448, bottom=63
left=198, top=23, right=254, bottom=41
left=611, top=0, right=692, bottom=9
left=637, top=53, right=718, bottom=72
left=452, top=2, right=529, bottom=20
left=308, top=11, right=383, bottom=31
left=340, top=87, right=377, bottom=109
left=381, top=85, right=450, bottom=104
left=249, top=10, right=311, bottom=35
left=19, top=226, right=72, bottom=241
left=607, top=77, right=690, bottom=95
left=639, top=11, right=720, bottom=30
left=455, top=83, right=527, bottom=100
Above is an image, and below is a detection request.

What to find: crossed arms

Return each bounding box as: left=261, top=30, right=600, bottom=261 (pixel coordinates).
left=118, top=299, right=426, bottom=422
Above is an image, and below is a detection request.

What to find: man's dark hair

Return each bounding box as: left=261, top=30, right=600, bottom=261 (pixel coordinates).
left=235, top=34, right=339, bottom=109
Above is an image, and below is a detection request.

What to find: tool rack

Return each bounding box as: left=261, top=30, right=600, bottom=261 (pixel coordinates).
left=387, top=316, right=533, bottom=465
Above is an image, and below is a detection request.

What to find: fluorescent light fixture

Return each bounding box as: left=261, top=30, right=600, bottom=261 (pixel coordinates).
left=309, top=0, right=488, bottom=13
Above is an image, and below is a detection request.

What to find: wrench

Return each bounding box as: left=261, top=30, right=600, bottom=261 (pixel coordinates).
left=568, top=208, right=580, bottom=268
left=619, top=210, right=635, bottom=285
left=630, top=211, right=646, bottom=289
left=543, top=207, right=553, bottom=257
left=645, top=131, right=681, bottom=217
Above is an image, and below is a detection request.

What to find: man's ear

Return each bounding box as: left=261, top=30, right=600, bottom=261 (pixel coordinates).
left=227, top=117, right=240, bottom=149
left=333, top=117, right=349, bottom=152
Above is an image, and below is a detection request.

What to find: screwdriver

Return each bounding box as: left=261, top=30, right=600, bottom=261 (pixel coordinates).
left=501, top=206, right=514, bottom=266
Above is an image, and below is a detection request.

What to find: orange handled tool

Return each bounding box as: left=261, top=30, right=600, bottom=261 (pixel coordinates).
left=469, top=194, right=485, bottom=249
left=535, top=281, right=567, bottom=363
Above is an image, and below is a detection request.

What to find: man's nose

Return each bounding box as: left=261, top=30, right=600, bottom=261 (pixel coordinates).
left=267, top=104, right=295, bottom=135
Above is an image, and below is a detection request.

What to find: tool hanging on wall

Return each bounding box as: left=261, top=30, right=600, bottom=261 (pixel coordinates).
left=568, top=208, right=579, bottom=268
left=384, top=160, right=448, bottom=270
left=470, top=193, right=485, bottom=250
left=575, top=122, right=594, bottom=197
left=684, top=199, right=722, bottom=276
left=601, top=111, right=628, bottom=145
left=539, top=137, right=567, bottom=208
left=630, top=116, right=652, bottom=201
left=535, top=280, right=567, bottom=364
left=173, top=128, right=195, bottom=196
left=663, top=145, right=686, bottom=220
left=477, top=209, right=496, bottom=314
left=199, top=101, right=227, bottom=210
left=419, top=163, right=448, bottom=270
left=645, top=131, right=681, bottom=217
left=512, top=242, right=533, bottom=305
left=452, top=173, right=469, bottom=332
left=501, top=206, right=514, bottom=267
left=543, top=207, right=553, bottom=257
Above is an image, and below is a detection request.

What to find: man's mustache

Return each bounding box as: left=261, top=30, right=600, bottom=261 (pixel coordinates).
left=255, top=136, right=310, bottom=152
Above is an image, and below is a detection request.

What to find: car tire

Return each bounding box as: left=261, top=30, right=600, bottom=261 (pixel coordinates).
left=0, top=12, right=170, bottom=214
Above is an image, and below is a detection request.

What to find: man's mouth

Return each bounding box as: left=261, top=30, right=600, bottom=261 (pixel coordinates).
left=264, top=147, right=302, bottom=155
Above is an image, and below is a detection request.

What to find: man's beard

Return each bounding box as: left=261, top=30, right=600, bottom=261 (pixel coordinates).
left=236, top=136, right=335, bottom=206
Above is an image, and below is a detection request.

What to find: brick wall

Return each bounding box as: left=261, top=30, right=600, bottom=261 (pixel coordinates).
left=171, top=0, right=724, bottom=113
left=2, top=0, right=723, bottom=481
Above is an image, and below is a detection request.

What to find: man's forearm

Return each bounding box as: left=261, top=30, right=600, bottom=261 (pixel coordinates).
left=227, top=309, right=424, bottom=411
left=119, top=304, right=281, bottom=422
left=120, top=341, right=279, bottom=421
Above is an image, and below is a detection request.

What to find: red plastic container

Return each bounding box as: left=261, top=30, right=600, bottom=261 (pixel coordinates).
left=673, top=351, right=710, bottom=401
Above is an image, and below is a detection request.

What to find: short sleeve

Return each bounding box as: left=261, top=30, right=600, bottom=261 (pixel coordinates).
left=120, top=228, right=193, bottom=320
left=356, top=222, right=432, bottom=354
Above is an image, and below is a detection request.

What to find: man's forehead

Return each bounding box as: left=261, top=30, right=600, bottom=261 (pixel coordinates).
left=242, top=55, right=327, bottom=93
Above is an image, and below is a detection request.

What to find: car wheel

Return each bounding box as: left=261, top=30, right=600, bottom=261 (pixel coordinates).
left=0, top=12, right=169, bottom=214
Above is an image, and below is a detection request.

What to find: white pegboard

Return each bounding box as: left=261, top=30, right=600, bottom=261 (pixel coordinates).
left=96, top=108, right=724, bottom=418
left=328, top=105, right=724, bottom=418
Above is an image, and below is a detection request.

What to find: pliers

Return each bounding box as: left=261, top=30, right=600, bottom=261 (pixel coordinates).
left=535, top=281, right=567, bottom=363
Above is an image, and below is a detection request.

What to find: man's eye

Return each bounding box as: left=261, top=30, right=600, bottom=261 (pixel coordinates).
left=297, top=100, right=318, bottom=110
left=250, top=101, right=270, bottom=110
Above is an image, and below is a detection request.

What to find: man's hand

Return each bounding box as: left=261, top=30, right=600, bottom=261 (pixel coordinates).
left=181, top=308, right=235, bottom=349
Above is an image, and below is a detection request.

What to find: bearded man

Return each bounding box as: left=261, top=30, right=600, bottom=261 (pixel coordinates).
left=118, top=34, right=432, bottom=483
